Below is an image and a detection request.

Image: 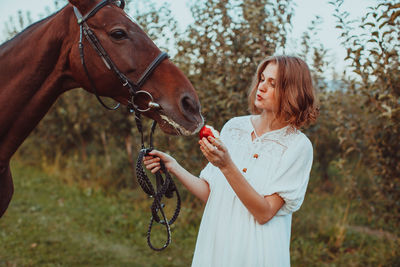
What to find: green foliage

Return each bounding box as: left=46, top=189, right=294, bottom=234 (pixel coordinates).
left=2, top=0, right=399, bottom=264
left=298, top=15, right=341, bottom=190
left=170, top=0, right=294, bottom=172
left=176, top=0, right=293, bottom=125
left=331, top=0, right=400, bottom=227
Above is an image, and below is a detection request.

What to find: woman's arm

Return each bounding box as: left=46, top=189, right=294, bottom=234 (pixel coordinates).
left=200, top=137, right=284, bottom=224
left=144, top=150, right=210, bottom=203
left=220, top=163, right=284, bottom=224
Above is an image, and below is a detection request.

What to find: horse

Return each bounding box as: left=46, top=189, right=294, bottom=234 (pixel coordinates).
left=0, top=0, right=204, bottom=218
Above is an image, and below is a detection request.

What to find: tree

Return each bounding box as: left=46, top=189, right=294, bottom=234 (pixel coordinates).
left=331, top=0, right=400, bottom=227
left=297, top=16, right=341, bottom=191
left=165, top=0, right=295, bottom=173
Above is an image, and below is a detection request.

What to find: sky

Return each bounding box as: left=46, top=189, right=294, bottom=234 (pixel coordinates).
left=0, top=0, right=375, bottom=73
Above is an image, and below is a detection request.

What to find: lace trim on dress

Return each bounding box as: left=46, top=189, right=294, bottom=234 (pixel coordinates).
left=225, top=116, right=299, bottom=148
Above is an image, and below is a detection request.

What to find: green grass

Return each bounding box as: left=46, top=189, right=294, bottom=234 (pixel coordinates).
left=1, top=161, right=398, bottom=266
left=291, top=192, right=399, bottom=266
left=0, top=162, right=199, bottom=266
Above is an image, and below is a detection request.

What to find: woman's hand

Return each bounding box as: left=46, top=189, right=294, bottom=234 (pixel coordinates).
left=143, top=150, right=178, bottom=174
left=199, top=136, right=233, bottom=170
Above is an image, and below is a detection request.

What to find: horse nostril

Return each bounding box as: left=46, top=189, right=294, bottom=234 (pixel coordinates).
left=180, top=95, right=199, bottom=116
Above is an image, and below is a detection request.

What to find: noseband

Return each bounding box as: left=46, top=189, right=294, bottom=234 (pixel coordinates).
left=73, top=0, right=168, bottom=112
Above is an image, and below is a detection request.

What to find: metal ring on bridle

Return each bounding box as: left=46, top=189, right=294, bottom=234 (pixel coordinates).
left=73, top=0, right=168, bottom=112
left=132, top=90, right=159, bottom=112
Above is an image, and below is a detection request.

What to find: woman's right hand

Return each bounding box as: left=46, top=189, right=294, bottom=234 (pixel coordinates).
left=143, top=150, right=178, bottom=174
left=145, top=150, right=210, bottom=203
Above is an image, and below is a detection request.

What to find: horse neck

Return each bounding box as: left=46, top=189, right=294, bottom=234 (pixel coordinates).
left=0, top=6, right=78, bottom=161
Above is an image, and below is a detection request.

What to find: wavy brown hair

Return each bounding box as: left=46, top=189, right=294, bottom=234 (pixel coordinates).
left=248, top=55, right=319, bottom=129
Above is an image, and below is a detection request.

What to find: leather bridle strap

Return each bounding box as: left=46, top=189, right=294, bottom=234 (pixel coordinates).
left=75, top=0, right=110, bottom=24
left=135, top=52, right=169, bottom=90
left=73, top=0, right=169, bottom=111
left=77, top=24, right=121, bottom=110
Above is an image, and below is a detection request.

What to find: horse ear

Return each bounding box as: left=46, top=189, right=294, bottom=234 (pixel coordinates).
left=68, top=0, right=96, bottom=14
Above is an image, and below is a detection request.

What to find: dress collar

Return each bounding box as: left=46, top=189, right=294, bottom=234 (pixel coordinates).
left=248, top=115, right=292, bottom=142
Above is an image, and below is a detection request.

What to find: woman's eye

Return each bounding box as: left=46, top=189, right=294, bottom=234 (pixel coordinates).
left=268, top=79, right=276, bottom=87
left=110, top=29, right=127, bottom=40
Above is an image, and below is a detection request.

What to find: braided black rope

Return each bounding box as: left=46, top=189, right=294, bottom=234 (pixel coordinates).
left=134, top=113, right=181, bottom=251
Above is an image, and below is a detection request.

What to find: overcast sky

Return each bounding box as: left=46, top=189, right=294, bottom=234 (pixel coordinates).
left=0, top=0, right=375, bottom=72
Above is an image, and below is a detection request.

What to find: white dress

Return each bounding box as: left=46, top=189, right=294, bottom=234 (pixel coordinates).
left=191, top=115, right=313, bottom=267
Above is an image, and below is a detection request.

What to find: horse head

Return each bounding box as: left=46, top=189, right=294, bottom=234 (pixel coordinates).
left=67, top=0, right=204, bottom=135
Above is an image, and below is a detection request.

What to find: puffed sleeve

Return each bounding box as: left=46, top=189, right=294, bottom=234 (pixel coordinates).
left=199, top=162, right=215, bottom=187
left=269, top=135, right=313, bottom=216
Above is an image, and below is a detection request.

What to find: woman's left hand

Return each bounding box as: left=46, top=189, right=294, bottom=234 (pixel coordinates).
left=199, top=136, right=233, bottom=169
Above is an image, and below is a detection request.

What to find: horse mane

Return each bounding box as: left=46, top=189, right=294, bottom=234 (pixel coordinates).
left=0, top=6, right=66, bottom=49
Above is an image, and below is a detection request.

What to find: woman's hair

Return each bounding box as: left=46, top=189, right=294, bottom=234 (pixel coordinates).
left=248, top=55, right=319, bottom=129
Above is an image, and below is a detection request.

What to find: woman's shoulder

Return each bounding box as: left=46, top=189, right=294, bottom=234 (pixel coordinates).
left=285, top=130, right=313, bottom=157
left=219, top=115, right=251, bottom=140
left=223, top=115, right=251, bottom=129
left=290, top=129, right=311, bottom=145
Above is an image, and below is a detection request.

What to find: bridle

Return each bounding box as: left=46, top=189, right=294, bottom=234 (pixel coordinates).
left=73, top=0, right=181, bottom=251
left=73, top=0, right=168, bottom=112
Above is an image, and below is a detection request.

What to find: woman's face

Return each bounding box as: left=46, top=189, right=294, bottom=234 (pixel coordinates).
left=254, top=62, right=279, bottom=113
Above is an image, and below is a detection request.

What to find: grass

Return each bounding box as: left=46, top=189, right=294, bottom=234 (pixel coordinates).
left=0, top=161, right=399, bottom=266
left=0, top=161, right=199, bottom=266
left=291, top=192, right=399, bottom=266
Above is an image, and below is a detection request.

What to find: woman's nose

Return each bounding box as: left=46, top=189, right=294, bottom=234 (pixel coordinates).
left=258, top=83, right=267, bottom=92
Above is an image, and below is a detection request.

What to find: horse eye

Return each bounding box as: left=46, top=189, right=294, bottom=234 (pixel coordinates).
left=110, top=29, right=127, bottom=40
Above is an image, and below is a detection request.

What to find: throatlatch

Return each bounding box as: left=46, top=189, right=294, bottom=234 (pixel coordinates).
left=134, top=112, right=181, bottom=251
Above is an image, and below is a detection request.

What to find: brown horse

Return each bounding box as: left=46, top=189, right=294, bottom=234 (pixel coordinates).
left=0, top=0, right=203, bottom=218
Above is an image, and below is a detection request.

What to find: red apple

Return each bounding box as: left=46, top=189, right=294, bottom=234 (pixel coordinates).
left=199, top=125, right=220, bottom=140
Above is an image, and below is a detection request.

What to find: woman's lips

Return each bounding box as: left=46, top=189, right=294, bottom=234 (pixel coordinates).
left=256, top=94, right=263, bottom=101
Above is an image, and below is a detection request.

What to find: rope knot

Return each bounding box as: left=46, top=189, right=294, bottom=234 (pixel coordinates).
left=144, top=148, right=153, bottom=155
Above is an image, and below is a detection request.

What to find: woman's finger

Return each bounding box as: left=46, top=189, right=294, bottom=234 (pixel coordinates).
left=147, top=150, right=163, bottom=159
left=200, top=144, right=208, bottom=155
left=208, top=137, right=225, bottom=151
left=143, top=157, right=160, bottom=165
left=201, top=138, right=217, bottom=153
left=200, top=144, right=215, bottom=162
left=199, top=144, right=208, bottom=156
left=145, top=162, right=160, bottom=170
left=199, top=139, right=208, bottom=152
left=151, top=166, right=161, bottom=173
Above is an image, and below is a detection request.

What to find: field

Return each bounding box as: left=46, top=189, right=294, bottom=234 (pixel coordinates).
left=0, top=161, right=398, bottom=266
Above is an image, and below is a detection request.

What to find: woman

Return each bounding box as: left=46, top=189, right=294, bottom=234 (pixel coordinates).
left=144, top=55, right=318, bottom=266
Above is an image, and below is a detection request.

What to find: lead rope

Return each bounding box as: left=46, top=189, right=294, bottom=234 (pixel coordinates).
left=134, top=112, right=181, bottom=251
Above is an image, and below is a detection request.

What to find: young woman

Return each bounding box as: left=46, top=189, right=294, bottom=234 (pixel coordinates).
left=144, top=55, right=318, bottom=266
